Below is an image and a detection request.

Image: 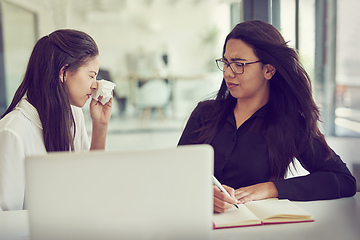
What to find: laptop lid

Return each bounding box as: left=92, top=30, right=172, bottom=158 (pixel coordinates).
left=25, top=145, right=213, bottom=240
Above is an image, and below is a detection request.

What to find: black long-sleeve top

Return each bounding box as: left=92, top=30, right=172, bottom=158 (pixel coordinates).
left=178, top=100, right=356, bottom=201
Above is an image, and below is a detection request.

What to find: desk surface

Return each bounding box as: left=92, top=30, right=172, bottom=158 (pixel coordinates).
left=1, top=193, right=360, bottom=240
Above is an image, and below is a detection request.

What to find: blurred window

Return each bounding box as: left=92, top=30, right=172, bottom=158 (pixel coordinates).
left=335, top=0, right=360, bottom=136
left=0, top=1, right=37, bottom=114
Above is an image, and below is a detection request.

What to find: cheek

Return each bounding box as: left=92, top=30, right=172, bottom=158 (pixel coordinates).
left=76, top=77, right=91, bottom=89
left=66, top=78, right=86, bottom=95
left=240, top=74, right=265, bottom=89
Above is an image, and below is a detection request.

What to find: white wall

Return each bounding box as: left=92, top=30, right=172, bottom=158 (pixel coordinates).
left=5, top=0, right=230, bottom=76
left=3, top=0, right=230, bottom=114
left=68, top=0, right=231, bottom=99
left=3, top=0, right=59, bottom=34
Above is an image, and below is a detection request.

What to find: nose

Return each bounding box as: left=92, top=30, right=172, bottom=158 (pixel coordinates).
left=223, top=64, right=235, bottom=78
left=91, top=78, right=98, bottom=90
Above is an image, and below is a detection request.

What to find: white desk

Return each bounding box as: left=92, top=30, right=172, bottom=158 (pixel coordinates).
left=213, top=193, right=360, bottom=240
left=1, top=193, right=359, bottom=240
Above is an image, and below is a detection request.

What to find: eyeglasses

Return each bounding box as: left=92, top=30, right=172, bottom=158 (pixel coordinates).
left=215, top=58, right=262, bottom=74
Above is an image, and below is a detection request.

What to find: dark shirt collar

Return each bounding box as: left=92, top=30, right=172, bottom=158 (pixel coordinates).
left=226, top=103, right=269, bottom=126
left=253, top=103, right=269, bottom=118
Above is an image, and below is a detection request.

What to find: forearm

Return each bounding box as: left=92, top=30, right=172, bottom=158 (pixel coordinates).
left=90, top=123, right=108, bottom=150
left=235, top=182, right=279, bottom=204
left=273, top=171, right=356, bottom=201
left=279, top=139, right=357, bottom=201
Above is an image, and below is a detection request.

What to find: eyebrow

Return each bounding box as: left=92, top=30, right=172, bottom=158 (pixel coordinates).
left=223, top=57, right=247, bottom=62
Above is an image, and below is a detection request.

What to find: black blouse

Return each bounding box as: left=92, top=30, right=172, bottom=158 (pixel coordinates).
left=178, top=100, right=356, bottom=201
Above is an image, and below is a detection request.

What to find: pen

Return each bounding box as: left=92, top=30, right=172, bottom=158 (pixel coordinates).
left=212, top=175, right=239, bottom=209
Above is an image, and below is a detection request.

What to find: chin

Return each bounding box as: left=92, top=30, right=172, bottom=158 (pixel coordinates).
left=70, top=100, right=86, bottom=108
left=79, top=101, right=88, bottom=108
left=229, top=91, right=242, bottom=99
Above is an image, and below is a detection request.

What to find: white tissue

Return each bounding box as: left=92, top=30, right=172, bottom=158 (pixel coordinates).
left=91, top=79, right=116, bottom=105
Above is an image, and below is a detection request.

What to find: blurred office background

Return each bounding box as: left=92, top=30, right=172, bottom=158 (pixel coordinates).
left=0, top=0, right=359, bottom=187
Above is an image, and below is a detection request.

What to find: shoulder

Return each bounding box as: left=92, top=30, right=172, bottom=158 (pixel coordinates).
left=187, top=100, right=225, bottom=124
left=1, top=98, right=42, bottom=130
left=0, top=108, right=43, bottom=144
left=197, top=99, right=218, bottom=108
left=0, top=109, right=30, bottom=133
left=0, top=112, right=26, bottom=151
left=192, top=100, right=220, bottom=115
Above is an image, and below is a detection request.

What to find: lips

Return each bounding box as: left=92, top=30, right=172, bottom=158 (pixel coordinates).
left=226, top=82, right=239, bottom=89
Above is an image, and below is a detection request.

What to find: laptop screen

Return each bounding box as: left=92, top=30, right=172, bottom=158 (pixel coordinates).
left=25, top=145, right=214, bottom=240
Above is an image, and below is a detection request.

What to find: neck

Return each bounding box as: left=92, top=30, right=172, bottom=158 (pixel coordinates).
left=233, top=92, right=269, bottom=128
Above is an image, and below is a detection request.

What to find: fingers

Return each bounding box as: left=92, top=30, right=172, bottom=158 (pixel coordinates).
left=235, top=182, right=279, bottom=204
left=89, top=98, right=98, bottom=107
left=213, top=182, right=280, bottom=213
left=213, top=198, right=233, bottom=213
left=214, top=185, right=238, bottom=204
left=91, top=95, right=113, bottom=107
left=213, top=185, right=238, bottom=213
left=223, top=185, right=236, bottom=198
left=89, top=95, right=113, bottom=125
left=104, top=96, right=113, bottom=107
left=235, top=188, right=255, bottom=204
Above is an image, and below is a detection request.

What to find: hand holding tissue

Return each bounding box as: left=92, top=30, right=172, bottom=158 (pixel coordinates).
left=91, top=79, right=116, bottom=105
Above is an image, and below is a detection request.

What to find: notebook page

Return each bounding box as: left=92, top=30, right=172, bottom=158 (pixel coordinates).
left=213, top=204, right=261, bottom=228
left=244, top=199, right=313, bottom=222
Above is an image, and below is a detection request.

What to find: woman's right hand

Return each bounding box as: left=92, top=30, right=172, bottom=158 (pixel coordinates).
left=213, top=184, right=239, bottom=213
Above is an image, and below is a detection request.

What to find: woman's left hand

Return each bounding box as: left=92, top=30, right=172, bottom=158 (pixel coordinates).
left=235, top=182, right=279, bottom=204
left=89, top=96, right=113, bottom=126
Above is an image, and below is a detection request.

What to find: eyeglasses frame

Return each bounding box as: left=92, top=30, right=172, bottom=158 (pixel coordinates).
left=215, top=58, right=262, bottom=74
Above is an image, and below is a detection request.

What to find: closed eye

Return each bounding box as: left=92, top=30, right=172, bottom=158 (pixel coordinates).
left=233, top=62, right=244, bottom=67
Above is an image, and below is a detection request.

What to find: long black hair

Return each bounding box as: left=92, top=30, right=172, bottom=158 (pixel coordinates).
left=1, top=29, right=99, bottom=152
left=194, top=20, right=331, bottom=180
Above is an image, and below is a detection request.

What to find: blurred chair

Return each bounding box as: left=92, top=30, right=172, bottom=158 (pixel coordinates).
left=137, top=79, right=171, bottom=120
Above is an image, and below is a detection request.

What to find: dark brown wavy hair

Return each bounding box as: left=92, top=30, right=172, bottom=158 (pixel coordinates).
left=194, top=20, right=331, bottom=180
left=1, top=29, right=98, bottom=152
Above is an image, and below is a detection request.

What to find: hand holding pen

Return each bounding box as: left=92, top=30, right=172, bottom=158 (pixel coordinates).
left=212, top=175, right=239, bottom=213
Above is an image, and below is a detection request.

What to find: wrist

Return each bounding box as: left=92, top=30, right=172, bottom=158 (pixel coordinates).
left=92, top=121, right=108, bottom=131
left=268, top=181, right=279, bottom=198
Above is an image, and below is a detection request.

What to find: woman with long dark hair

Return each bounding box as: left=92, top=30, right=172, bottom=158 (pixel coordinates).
left=178, top=20, right=356, bottom=213
left=0, top=29, right=113, bottom=211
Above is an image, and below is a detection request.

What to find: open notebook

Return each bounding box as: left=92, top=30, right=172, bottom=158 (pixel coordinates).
left=213, top=198, right=314, bottom=229
left=25, top=145, right=214, bottom=240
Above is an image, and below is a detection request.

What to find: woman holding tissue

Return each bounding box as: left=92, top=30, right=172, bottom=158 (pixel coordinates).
left=0, top=29, right=114, bottom=211
left=178, top=20, right=356, bottom=213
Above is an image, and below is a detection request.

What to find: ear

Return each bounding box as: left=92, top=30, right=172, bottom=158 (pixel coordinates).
left=264, top=64, right=276, bottom=80
left=59, top=65, right=69, bottom=83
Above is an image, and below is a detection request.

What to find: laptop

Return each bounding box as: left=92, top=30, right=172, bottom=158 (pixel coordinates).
left=25, top=145, right=214, bottom=240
